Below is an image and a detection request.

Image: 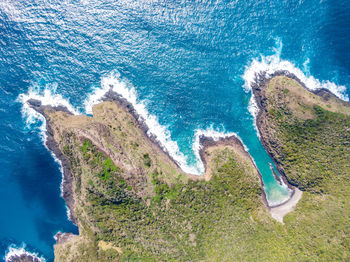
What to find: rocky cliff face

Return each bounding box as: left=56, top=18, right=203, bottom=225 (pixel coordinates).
left=29, top=94, right=265, bottom=261
left=6, top=254, right=42, bottom=262
left=24, top=75, right=350, bottom=261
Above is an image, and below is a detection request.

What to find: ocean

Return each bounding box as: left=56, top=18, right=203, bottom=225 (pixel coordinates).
left=1, top=0, right=349, bottom=260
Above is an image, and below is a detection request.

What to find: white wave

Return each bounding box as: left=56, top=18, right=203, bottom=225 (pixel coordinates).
left=84, top=72, right=244, bottom=175
left=192, top=127, right=244, bottom=173
left=243, top=40, right=349, bottom=103
left=84, top=82, right=111, bottom=115
left=18, top=84, right=79, bottom=140
left=17, top=72, right=253, bottom=178
left=247, top=93, right=259, bottom=119
left=87, top=71, right=198, bottom=174
left=243, top=39, right=349, bottom=139
left=18, top=83, right=79, bottom=161
left=18, top=84, right=79, bottom=115
left=18, top=84, right=78, bottom=222
left=4, top=243, right=46, bottom=262
left=247, top=95, right=261, bottom=138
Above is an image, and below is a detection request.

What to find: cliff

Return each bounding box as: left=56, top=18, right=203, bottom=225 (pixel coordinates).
left=29, top=93, right=266, bottom=261
left=26, top=74, right=350, bottom=261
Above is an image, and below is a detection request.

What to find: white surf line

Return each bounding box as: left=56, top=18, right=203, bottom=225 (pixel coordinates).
left=85, top=71, right=243, bottom=175
left=243, top=39, right=349, bottom=132
left=90, top=72, right=199, bottom=174
left=192, top=127, right=245, bottom=173
left=18, top=85, right=79, bottom=144
left=18, top=74, right=243, bottom=186
left=243, top=39, right=349, bottom=101
left=4, top=243, right=46, bottom=262
left=242, top=40, right=349, bottom=138
left=18, top=85, right=79, bottom=222
left=243, top=40, right=349, bottom=124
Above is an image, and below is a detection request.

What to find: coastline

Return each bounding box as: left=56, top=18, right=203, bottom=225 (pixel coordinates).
left=27, top=99, right=77, bottom=226
left=26, top=76, right=311, bottom=241
left=251, top=70, right=349, bottom=187
left=249, top=70, right=350, bottom=220
left=27, top=89, right=272, bottom=221
left=250, top=71, right=306, bottom=220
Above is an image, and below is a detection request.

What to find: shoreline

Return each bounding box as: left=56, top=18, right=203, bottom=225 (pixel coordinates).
left=27, top=90, right=272, bottom=218
left=250, top=70, right=350, bottom=188
left=248, top=69, right=350, bottom=218
left=28, top=99, right=77, bottom=227
left=250, top=71, right=305, bottom=219
left=91, top=90, right=272, bottom=208
left=27, top=75, right=309, bottom=234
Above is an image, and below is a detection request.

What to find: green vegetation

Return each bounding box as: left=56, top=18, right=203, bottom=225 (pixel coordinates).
left=47, top=84, right=350, bottom=262
left=143, top=153, right=152, bottom=167
left=60, top=137, right=263, bottom=261
left=263, top=77, right=350, bottom=193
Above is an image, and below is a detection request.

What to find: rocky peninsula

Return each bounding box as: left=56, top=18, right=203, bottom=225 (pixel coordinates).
left=21, top=74, right=350, bottom=261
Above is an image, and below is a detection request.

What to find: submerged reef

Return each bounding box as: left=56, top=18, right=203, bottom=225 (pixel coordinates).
left=26, top=74, right=350, bottom=261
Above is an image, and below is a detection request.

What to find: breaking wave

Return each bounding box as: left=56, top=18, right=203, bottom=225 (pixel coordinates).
left=84, top=71, right=242, bottom=175
left=192, top=128, right=244, bottom=173
left=18, top=72, right=240, bottom=176
left=243, top=39, right=349, bottom=121
left=18, top=84, right=78, bottom=221
left=18, top=83, right=79, bottom=141
left=4, top=244, right=46, bottom=262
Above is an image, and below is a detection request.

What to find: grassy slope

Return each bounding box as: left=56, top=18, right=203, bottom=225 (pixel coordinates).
left=48, top=79, right=350, bottom=261
left=49, top=101, right=267, bottom=261
left=256, top=76, right=350, bottom=260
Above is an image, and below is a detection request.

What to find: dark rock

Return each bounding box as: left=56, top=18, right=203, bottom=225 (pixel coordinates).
left=26, top=101, right=77, bottom=225
left=6, top=254, right=42, bottom=262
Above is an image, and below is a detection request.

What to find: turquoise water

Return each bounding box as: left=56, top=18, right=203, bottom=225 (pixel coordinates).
left=1, top=0, right=350, bottom=260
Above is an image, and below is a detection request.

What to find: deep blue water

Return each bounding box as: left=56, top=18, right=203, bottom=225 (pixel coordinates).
left=1, top=0, right=350, bottom=260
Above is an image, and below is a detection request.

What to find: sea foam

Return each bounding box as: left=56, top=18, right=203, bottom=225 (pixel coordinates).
left=192, top=128, right=244, bottom=173
left=4, top=244, right=46, bottom=262
left=18, top=72, right=249, bottom=177
left=243, top=39, right=349, bottom=132
left=18, top=85, right=79, bottom=141
left=18, top=82, right=79, bottom=145
left=84, top=71, right=243, bottom=175
left=18, top=84, right=79, bottom=222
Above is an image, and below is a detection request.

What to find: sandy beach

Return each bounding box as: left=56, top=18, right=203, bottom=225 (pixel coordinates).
left=269, top=188, right=303, bottom=223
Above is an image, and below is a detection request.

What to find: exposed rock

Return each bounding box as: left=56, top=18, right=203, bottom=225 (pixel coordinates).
left=6, top=254, right=42, bottom=262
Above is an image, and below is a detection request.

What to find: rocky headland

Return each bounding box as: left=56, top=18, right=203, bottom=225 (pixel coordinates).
left=23, top=73, right=350, bottom=261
